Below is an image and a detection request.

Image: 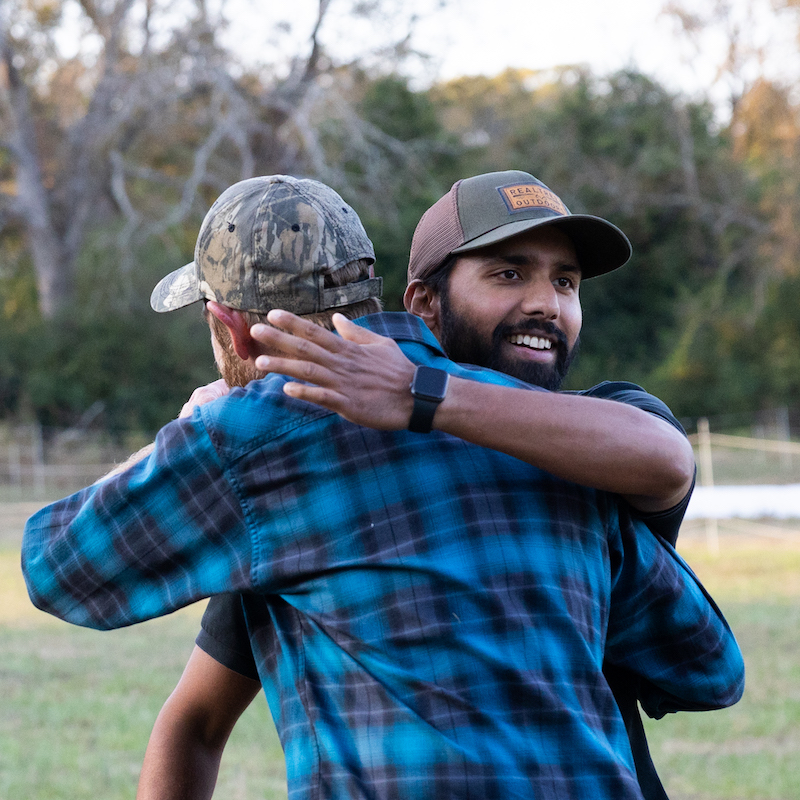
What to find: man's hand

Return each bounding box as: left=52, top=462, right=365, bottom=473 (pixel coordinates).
left=251, top=311, right=416, bottom=429
left=179, top=379, right=231, bottom=419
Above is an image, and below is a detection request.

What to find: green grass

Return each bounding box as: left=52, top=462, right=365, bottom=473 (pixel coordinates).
left=0, top=548, right=285, bottom=800
left=3, top=533, right=799, bottom=799
left=643, top=538, right=800, bottom=800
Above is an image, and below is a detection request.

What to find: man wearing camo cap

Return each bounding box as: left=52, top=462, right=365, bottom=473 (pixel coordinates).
left=150, top=175, right=382, bottom=318
left=24, top=173, right=743, bottom=800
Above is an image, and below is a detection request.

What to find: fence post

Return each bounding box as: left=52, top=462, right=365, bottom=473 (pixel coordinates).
left=776, top=407, right=792, bottom=469
left=697, top=417, right=719, bottom=554
left=31, top=422, right=46, bottom=496
left=8, top=440, right=21, bottom=486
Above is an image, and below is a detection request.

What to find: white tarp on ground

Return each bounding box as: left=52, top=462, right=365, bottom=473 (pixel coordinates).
left=685, top=484, right=800, bottom=519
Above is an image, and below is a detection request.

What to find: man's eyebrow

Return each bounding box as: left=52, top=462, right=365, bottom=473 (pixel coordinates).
left=558, top=262, right=582, bottom=277
left=496, top=254, right=529, bottom=266
left=495, top=254, right=582, bottom=275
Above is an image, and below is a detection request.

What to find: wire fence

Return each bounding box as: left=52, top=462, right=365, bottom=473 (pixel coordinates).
left=0, top=422, right=151, bottom=501
left=1, top=413, right=799, bottom=551
left=685, top=413, right=800, bottom=551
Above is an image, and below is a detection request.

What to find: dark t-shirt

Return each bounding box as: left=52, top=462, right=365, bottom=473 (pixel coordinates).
left=197, top=591, right=260, bottom=682
left=196, top=380, right=693, bottom=800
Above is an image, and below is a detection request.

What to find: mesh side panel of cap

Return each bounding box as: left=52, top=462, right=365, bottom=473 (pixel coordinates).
left=407, top=181, right=465, bottom=282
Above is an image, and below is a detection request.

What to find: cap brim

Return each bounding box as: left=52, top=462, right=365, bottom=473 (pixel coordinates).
left=150, top=262, right=204, bottom=313
left=452, top=214, right=632, bottom=279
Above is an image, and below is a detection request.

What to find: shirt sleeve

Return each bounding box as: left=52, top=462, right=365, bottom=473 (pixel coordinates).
left=579, top=381, right=694, bottom=547
left=21, top=415, right=255, bottom=630
left=197, top=594, right=260, bottom=681
left=605, top=503, right=745, bottom=719
left=630, top=475, right=695, bottom=548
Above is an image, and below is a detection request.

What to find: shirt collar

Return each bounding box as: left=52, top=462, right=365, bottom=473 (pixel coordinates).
left=353, top=311, right=546, bottom=393
left=353, top=312, right=446, bottom=357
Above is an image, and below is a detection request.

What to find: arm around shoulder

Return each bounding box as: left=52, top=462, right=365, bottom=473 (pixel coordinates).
left=248, top=311, right=695, bottom=510
left=433, top=377, right=695, bottom=512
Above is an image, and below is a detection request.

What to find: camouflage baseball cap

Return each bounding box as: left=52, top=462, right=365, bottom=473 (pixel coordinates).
left=151, top=175, right=380, bottom=314
left=408, top=170, right=632, bottom=282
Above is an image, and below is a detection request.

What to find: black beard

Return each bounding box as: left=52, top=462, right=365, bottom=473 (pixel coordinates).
left=439, top=289, right=577, bottom=391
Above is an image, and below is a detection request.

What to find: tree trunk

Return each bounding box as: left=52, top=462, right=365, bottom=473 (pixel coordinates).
left=1, top=31, right=71, bottom=318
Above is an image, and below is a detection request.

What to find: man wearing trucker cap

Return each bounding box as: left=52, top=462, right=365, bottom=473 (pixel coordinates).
left=232, top=171, right=702, bottom=799
left=24, top=173, right=742, bottom=800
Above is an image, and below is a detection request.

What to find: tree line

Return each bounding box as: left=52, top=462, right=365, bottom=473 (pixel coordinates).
left=1, top=0, right=799, bottom=434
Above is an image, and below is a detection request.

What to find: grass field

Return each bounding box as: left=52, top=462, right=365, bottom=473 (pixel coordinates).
left=642, top=534, right=800, bottom=800
left=0, top=558, right=286, bottom=800
left=3, top=510, right=799, bottom=800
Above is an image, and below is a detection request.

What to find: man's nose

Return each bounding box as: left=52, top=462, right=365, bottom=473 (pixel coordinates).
left=519, top=279, right=559, bottom=320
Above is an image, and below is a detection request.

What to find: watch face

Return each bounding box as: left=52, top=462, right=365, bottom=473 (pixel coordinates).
left=412, top=366, right=449, bottom=401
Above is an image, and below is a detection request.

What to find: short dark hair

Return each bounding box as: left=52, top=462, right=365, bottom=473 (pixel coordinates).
left=420, top=253, right=459, bottom=297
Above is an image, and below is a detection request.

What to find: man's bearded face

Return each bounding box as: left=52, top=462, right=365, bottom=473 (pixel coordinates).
left=433, top=227, right=583, bottom=392
left=439, top=286, right=578, bottom=391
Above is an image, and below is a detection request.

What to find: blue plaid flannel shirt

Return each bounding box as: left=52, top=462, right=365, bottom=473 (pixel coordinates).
left=23, top=312, right=744, bottom=800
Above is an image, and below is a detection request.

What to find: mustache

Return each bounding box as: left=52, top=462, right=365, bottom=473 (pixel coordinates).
left=493, top=319, right=569, bottom=349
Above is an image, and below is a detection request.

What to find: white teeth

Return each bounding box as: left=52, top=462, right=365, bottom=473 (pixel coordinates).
left=509, top=334, right=552, bottom=350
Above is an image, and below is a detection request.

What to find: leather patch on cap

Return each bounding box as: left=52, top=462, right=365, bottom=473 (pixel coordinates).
left=498, top=184, right=568, bottom=215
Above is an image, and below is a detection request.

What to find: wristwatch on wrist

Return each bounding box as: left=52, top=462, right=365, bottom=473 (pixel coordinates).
left=408, top=365, right=450, bottom=433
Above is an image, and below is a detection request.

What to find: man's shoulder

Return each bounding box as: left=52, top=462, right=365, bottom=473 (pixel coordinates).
left=196, top=374, right=334, bottom=455
left=570, top=381, right=685, bottom=435
left=571, top=380, right=652, bottom=401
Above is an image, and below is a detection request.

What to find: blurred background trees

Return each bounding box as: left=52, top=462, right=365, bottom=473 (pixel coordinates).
left=1, top=0, right=799, bottom=433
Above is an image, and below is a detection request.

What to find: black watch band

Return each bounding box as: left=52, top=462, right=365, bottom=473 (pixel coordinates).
left=408, top=366, right=449, bottom=434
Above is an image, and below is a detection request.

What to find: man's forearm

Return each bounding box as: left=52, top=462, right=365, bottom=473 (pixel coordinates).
left=137, top=708, right=223, bottom=800
left=433, top=377, right=695, bottom=512
left=606, top=515, right=745, bottom=716
left=22, top=420, right=253, bottom=630
left=137, top=647, right=261, bottom=800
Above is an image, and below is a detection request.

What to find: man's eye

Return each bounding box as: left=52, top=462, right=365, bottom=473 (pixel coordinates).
left=555, top=277, right=574, bottom=288
left=500, top=270, right=520, bottom=280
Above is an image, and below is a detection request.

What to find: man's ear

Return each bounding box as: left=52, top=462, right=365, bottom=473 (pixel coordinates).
left=206, top=301, right=254, bottom=361
left=404, top=280, right=442, bottom=340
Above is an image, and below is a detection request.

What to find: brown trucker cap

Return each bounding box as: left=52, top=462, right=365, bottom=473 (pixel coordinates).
left=407, top=170, right=632, bottom=282
left=151, top=175, right=380, bottom=315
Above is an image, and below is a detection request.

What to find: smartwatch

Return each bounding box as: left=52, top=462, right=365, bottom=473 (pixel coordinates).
left=408, top=366, right=450, bottom=433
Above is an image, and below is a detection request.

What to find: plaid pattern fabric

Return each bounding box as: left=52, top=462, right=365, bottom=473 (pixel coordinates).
left=23, top=312, right=744, bottom=800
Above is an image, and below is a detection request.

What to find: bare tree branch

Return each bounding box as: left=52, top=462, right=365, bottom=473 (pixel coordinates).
left=1, top=0, right=448, bottom=316
left=109, top=149, right=141, bottom=270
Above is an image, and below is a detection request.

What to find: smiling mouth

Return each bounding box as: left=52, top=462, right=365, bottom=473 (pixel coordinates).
left=507, top=333, right=553, bottom=352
